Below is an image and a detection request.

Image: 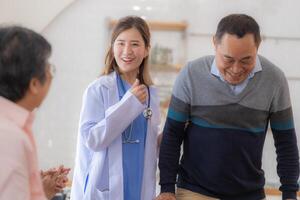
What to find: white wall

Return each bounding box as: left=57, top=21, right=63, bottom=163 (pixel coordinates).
left=1, top=0, right=299, bottom=187
left=0, top=0, right=74, bottom=32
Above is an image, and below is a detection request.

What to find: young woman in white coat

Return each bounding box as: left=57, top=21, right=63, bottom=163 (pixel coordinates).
left=71, top=16, right=160, bottom=200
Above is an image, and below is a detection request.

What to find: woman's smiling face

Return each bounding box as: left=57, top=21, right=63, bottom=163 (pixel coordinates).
left=113, top=28, right=149, bottom=76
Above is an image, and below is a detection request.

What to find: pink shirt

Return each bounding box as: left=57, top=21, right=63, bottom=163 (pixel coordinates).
left=0, top=97, right=47, bottom=200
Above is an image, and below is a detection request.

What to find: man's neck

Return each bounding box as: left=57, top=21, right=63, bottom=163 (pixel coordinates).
left=16, top=97, right=35, bottom=112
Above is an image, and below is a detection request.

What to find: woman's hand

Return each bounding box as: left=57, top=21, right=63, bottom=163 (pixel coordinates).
left=130, top=79, right=148, bottom=104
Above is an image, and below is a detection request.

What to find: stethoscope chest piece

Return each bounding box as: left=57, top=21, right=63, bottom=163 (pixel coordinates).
left=143, top=107, right=152, bottom=119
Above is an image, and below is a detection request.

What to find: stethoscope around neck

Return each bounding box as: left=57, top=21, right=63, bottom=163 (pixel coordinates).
left=116, top=73, right=152, bottom=144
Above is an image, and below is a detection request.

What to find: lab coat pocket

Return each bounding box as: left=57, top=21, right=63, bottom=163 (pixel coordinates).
left=95, top=188, right=109, bottom=199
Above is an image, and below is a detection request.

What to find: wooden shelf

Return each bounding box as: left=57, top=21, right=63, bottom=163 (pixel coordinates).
left=150, top=63, right=183, bottom=72
left=108, top=19, right=187, bottom=31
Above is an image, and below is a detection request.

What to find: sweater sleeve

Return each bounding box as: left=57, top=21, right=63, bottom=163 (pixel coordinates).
left=270, top=74, right=299, bottom=200
left=159, top=64, right=192, bottom=193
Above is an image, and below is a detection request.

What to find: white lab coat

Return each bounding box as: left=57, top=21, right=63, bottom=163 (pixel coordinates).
left=70, top=72, right=160, bottom=200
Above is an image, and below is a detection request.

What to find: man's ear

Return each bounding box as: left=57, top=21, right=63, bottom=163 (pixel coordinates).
left=213, top=36, right=218, bottom=51
left=256, top=41, right=261, bottom=50
left=28, top=78, right=41, bottom=95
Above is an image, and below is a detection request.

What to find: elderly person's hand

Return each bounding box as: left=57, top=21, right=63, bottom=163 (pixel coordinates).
left=41, top=173, right=57, bottom=199
left=41, top=165, right=70, bottom=199
left=55, top=165, right=70, bottom=190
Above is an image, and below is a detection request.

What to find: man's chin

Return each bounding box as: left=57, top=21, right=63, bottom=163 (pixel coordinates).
left=225, top=78, right=245, bottom=85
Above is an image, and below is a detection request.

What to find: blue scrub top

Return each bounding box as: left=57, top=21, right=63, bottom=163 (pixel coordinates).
left=116, top=74, right=147, bottom=200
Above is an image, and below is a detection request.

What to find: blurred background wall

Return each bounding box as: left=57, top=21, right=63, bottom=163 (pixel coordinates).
left=0, top=0, right=299, bottom=188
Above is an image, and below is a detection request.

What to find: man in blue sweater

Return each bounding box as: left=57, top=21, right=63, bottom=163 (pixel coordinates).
left=156, top=14, right=299, bottom=200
